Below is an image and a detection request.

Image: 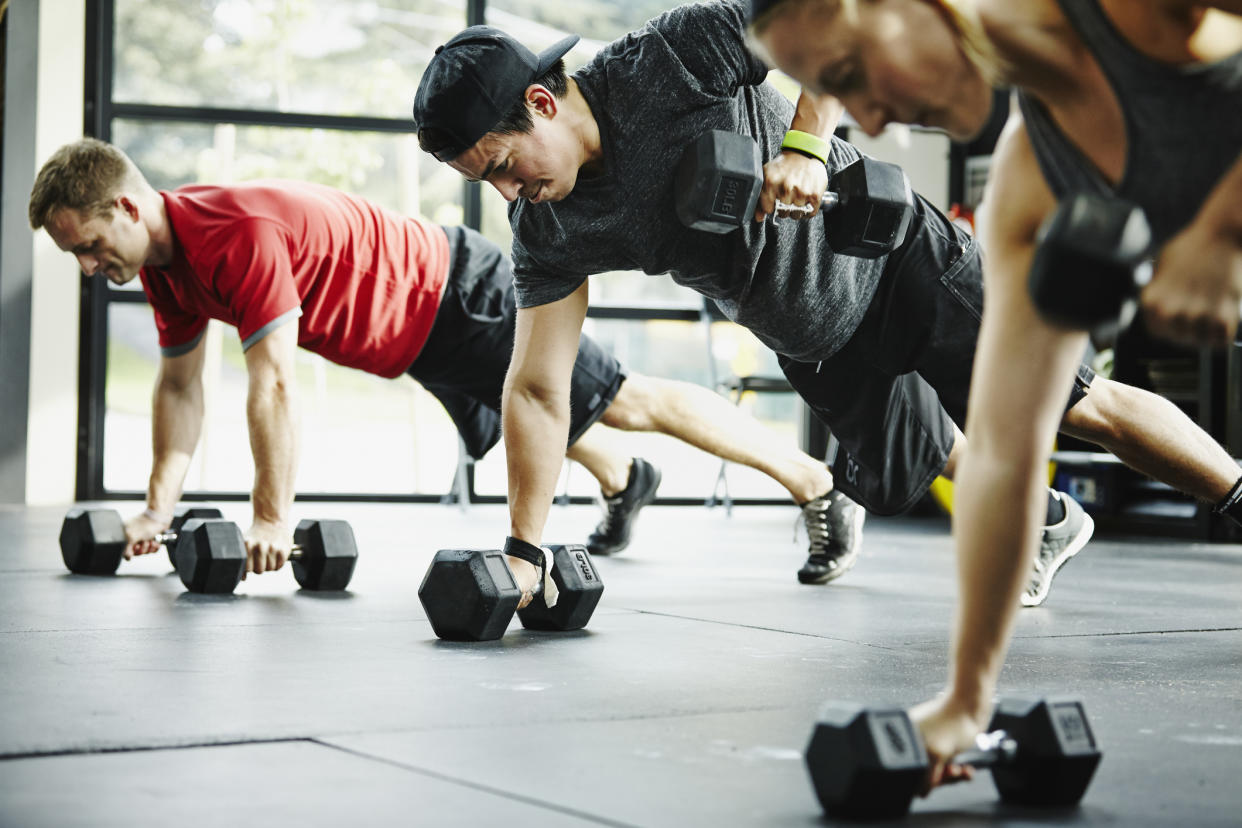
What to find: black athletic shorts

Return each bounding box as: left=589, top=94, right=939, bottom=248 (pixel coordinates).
left=407, top=226, right=626, bottom=461
left=781, top=221, right=1094, bottom=516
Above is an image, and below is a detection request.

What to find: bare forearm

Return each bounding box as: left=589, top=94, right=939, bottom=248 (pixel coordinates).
left=1195, top=150, right=1242, bottom=243
left=246, top=382, right=300, bottom=526
left=948, top=442, right=1046, bottom=711
left=789, top=91, right=843, bottom=141
left=148, top=380, right=203, bottom=515
left=502, top=386, right=570, bottom=545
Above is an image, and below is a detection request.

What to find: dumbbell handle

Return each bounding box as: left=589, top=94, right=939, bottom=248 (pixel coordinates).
left=151, top=529, right=304, bottom=557
left=948, top=729, right=1019, bottom=769
left=774, top=190, right=841, bottom=218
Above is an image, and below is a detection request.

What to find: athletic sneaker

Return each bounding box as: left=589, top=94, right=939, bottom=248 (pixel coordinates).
left=796, top=490, right=866, bottom=585
left=1022, top=492, right=1094, bottom=608
left=586, top=457, right=662, bottom=556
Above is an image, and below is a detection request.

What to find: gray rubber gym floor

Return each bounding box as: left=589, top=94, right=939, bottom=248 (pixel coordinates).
left=1, top=501, right=1239, bottom=827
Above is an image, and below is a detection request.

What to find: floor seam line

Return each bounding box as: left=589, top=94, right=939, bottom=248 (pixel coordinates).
left=310, top=739, right=641, bottom=828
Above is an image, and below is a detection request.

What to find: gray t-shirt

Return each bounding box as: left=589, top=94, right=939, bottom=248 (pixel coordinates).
left=509, top=0, right=886, bottom=362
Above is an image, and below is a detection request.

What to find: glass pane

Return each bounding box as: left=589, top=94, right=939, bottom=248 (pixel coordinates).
left=472, top=318, right=799, bottom=501
left=113, top=0, right=466, bottom=119
left=104, top=121, right=467, bottom=497
left=485, top=0, right=676, bottom=50
left=104, top=305, right=463, bottom=496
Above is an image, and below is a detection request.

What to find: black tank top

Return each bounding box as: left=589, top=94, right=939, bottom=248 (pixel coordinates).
left=1017, top=0, right=1242, bottom=244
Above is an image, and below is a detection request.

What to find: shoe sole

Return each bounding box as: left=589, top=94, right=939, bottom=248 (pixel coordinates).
left=797, top=503, right=865, bottom=585
left=1022, top=511, right=1094, bottom=608
left=589, top=466, right=663, bottom=557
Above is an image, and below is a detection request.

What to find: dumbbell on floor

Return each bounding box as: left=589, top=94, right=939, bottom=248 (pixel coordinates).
left=59, top=505, right=224, bottom=575
left=1028, top=193, right=1153, bottom=339
left=418, top=544, right=604, bottom=641
left=675, top=129, right=915, bottom=258
left=805, top=696, right=1102, bottom=819
left=173, top=517, right=359, bottom=594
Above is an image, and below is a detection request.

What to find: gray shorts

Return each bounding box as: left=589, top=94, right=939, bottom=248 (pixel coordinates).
left=407, top=226, right=625, bottom=460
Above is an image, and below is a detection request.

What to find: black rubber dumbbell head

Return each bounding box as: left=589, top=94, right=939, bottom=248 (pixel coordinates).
left=419, top=549, right=521, bottom=641
left=1029, top=194, right=1152, bottom=332
left=517, top=544, right=605, bottom=632
left=59, top=508, right=127, bottom=575
left=825, top=158, right=914, bottom=259
left=174, top=518, right=247, bottom=594
left=165, top=506, right=225, bottom=567
left=987, top=696, right=1101, bottom=807
left=674, top=129, right=765, bottom=233
left=805, top=702, right=929, bottom=820
left=291, top=518, right=358, bottom=590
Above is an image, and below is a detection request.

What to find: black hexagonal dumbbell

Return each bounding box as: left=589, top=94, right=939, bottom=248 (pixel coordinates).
left=1028, top=193, right=1153, bottom=341
left=174, top=517, right=358, bottom=594
left=675, top=129, right=915, bottom=258
left=805, top=696, right=1102, bottom=820
left=417, top=544, right=604, bottom=641
left=59, top=505, right=224, bottom=575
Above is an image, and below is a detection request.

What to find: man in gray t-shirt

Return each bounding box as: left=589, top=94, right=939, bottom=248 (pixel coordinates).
left=411, top=0, right=1225, bottom=610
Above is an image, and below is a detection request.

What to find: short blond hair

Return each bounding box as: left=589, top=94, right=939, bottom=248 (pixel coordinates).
left=28, top=138, right=146, bottom=230
left=749, top=0, right=1005, bottom=86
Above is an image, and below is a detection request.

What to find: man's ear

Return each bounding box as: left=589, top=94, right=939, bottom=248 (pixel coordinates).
left=527, top=85, right=559, bottom=119
left=115, top=194, right=141, bottom=222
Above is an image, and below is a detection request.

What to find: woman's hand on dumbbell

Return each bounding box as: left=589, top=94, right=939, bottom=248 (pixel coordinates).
left=755, top=151, right=828, bottom=223
left=243, top=519, right=293, bottom=577
left=123, top=511, right=171, bottom=559
left=908, top=693, right=990, bottom=796
left=1143, top=219, right=1242, bottom=349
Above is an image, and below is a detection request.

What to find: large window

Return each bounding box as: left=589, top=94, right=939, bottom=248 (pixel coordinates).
left=82, top=0, right=810, bottom=505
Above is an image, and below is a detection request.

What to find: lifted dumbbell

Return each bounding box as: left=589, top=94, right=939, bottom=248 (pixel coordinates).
left=675, top=129, right=915, bottom=258
left=1028, top=193, right=1153, bottom=338
left=417, top=544, right=604, bottom=641
left=805, top=696, right=1102, bottom=819
left=59, top=505, right=224, bottom=575
left=174, top=517, right=358, bottom=594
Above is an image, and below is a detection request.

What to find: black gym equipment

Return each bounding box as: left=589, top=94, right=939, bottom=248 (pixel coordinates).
left=1028, top=193, right=1153, bottom=337
left=805, top=696, right=1102, bottom=819
left=60, top=505, right=223, bottom=575
left=674, top=129, right=915, bottom=258
left=59, top=508, right=357, bottom=594
left=175, top=517, right=358, bottom=594
left=418, top=544, right=604, bottom=641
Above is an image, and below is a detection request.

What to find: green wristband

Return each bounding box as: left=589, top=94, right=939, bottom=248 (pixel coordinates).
left=780, top=129, right=830, bottom=165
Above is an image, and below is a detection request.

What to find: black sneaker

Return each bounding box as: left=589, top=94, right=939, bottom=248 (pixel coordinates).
left=797, top=490, right=865, bottom=585
left=587, top=458, right=662, bottom=556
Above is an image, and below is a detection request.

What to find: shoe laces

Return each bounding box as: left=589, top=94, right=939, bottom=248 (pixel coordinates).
left=596, top=493, right=626, bottom=536
left=797, top=496, right=833, bottom=557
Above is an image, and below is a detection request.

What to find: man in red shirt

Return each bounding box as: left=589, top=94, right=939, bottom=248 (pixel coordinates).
left=29, top=138, right=849, bottom=578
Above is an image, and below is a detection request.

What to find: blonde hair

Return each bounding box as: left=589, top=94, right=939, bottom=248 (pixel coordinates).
left=28, top=138, right=146, bottom=230
left=749, top=0, right=1006, bottom=86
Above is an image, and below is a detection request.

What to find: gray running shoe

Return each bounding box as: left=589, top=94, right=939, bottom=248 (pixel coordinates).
left=796, top=490, right=866, bottom=585
left=1022, top=492, right=1094, bottom=608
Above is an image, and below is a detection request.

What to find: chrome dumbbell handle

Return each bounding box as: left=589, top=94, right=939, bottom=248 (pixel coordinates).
left=774, top=190, right=841, bottom=219
left=949, top=730, right=1020, bottom=769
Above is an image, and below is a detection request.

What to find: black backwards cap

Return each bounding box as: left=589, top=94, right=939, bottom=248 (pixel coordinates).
left=412, top=26, right=580, bottom=162
left=747, top=0, right=789, bottom=22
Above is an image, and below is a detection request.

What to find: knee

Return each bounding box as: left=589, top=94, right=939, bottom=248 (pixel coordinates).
left=599, top=374, right=658, bottom=432
left=1060, top=378, right=1126, bottom=445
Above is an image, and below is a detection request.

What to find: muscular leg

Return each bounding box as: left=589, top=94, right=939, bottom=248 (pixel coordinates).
left=1059, top=376, right=1238, bottom=503
left=565, top=427, right=631, bottom=496
left=596, top=372, right=834, bottom=503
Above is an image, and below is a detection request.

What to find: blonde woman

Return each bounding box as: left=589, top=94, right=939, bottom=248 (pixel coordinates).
left=749, top=0, right=1242, bottom=793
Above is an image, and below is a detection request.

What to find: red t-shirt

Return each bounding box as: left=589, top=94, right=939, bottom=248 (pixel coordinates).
left=140, top=181, right=450, bottom=378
